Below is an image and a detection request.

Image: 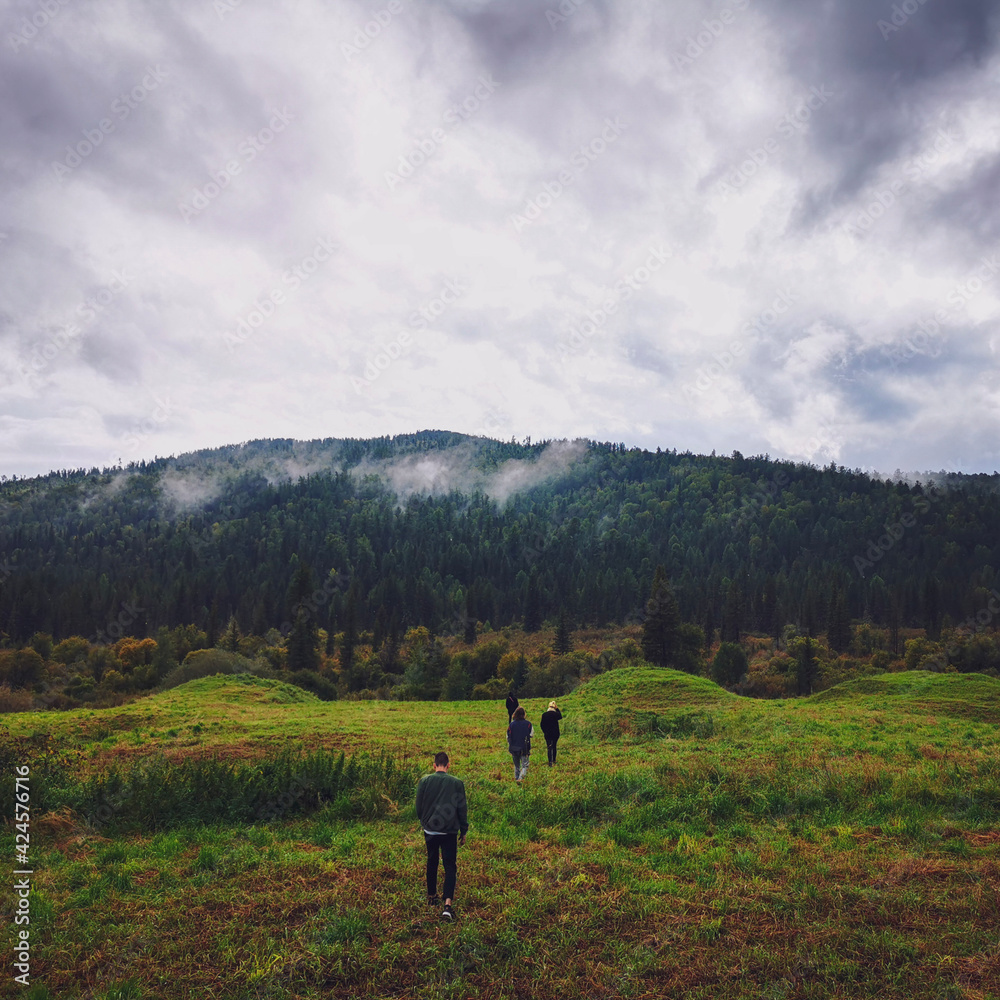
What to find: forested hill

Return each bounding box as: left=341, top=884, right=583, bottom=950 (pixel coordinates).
left=1, top=430, right=999, bottom=644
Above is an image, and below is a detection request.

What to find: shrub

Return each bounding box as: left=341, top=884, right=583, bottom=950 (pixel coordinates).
left=441, top=661, right=472, bottom=700
left=467, top=637, right=510, bottom=684
left=0, top=648, right=45, bottom=689
left=711, top=643, right=747, bottom=687
left=160, top=649, right=265, bottom=689
left=52, top=636, right=92, bottom=665
left=287, top=669, right=338, bottom=701
left=0, top=684, right=34, bottom=713
left=471, top=677, right=507, bottom=700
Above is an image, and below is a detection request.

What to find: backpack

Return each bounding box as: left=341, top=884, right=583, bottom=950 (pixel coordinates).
left=508, top=718, right=532, bottom=753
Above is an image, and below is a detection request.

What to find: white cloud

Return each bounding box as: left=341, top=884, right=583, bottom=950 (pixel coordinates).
left=1, top=0, right=999, bottom=478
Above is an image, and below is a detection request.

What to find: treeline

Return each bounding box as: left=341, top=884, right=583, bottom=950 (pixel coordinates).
left=2, top=432, right=1000, bottom=650
left=3, top=612, right=999, bottom=714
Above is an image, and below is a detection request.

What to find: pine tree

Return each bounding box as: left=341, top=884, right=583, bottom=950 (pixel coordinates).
left=340, top=584, right=358, bottom=680
left=463, top=592, right=477, bottom=645
left=219, top=615, right=241, bottom=653
left=760, top=576, right=777, bottom=638
left=641, top=565, right=681, bottom=667
left=206, top=600, right=219, bottom=647
left=286, top=607, right=319, bottom=672
left=554, top=608, right=572, bottom=654
left=826, top=586, right=852, bottom=653
left=511, top=653, right=528, bottom=692
left=523, top=569, right=542, bottom=633
left=923, top=575, right=942, bottom=640
left=721, top=580, right=741, bottom=643
left=797, top=636, right=817, bottom=695
left=703, top=603, right=715, bottom=650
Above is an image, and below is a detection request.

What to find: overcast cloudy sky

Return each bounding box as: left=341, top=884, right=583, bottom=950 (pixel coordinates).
left=2, top=0, right=999, bottom=479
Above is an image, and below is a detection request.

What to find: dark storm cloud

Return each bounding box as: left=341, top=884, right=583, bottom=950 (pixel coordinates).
left=928, top=153, right=1000, bottom=244
left=763, top=0, right=1000, bottom=206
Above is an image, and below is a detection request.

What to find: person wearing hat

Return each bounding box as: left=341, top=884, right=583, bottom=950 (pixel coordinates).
left=540, top=700, right=563, bottom=766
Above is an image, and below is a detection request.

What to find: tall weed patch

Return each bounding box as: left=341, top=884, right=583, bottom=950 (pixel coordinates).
left=55, top=748, right=417, bottom=831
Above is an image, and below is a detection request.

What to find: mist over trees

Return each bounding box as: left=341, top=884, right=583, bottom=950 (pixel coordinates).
left=1, top=431, right=999, bottom=654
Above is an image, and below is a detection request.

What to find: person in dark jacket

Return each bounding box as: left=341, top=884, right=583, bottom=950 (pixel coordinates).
left=415, top=751, right=468, bottom=921
left=505, top=690, right=519, bottom=723
left=506, top=705, right=533, bottom=783
left=540, top=700, right=563, bottom=765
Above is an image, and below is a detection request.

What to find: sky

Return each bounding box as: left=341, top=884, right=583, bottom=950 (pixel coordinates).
left=2, top=0, right=1000, bottom=480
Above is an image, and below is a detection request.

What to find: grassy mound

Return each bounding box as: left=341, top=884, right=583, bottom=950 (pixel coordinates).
left=571, top=665, right=734, bottom=712
left=808, top=670, right=1000, bottom=723
left=156, top=672, right=322, bottom=706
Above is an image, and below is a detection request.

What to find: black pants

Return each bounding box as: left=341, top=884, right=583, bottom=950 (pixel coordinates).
left=424, top=832, right=458, bottom=901
left=546, top=738, right=558, bottom=764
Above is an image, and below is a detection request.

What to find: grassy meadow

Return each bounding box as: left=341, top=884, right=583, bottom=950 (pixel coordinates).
left=3, top=667, right=1000, bottom=999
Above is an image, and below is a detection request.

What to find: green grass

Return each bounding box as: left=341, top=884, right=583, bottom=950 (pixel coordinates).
left=2, top=667, right=1000, bottom=998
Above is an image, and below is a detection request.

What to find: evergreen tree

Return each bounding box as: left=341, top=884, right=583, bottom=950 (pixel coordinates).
left=511, top=653, right=528, bottom=693
left=711, top=641, right=747, bottom=687
left=888, top=591, right=902, bottom=657
left=523, top=569, right=542, bottom=633
left=826, top=586, right=852, bottom=653
left=554, top=608, right=572, bottom=654
left=219, top=615, right=241, bottom=653
left=340, top=584, right=359, bottom=680
left=641, top=565, right=681, bottom=667
left=923, top=575, right=942, bottom=640
left=287, top=607, right=319, bottom=672
left=206, top=600, right=219, bottom=647
left=721, top=580, right=741, bottom=643
left=463, top=592, right=477, bottom=645
left=796, top=636, right=817, bottom=695
left=760, top=576, right=777, bottom=638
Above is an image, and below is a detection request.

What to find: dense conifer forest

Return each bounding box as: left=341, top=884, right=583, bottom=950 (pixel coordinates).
left=2, top=430, right=999, bottom=706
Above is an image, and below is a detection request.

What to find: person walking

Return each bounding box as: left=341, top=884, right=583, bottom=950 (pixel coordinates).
left=540, top=700, right=563, bottom=766
left=507, top=705, right=533, bottom=784
left=505, top=690, right=519, bottom=723
left=415, top=751, right=468, bottom=921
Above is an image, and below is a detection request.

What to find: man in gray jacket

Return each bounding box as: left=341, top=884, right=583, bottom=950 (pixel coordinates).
left=415, top=751, right=469, bottom=920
